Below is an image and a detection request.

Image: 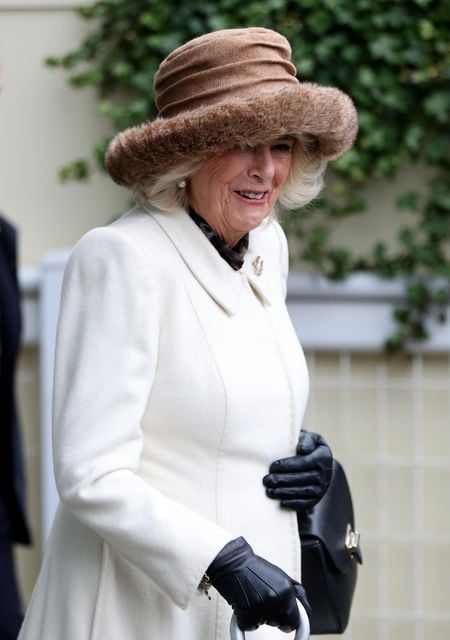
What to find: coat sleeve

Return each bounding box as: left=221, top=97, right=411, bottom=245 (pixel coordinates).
left=52, top=226, right=233, bottom=610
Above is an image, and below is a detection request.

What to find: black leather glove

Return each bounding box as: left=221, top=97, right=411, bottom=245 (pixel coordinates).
left=207, top=537, right=310, bottom=632
left=263, top=430, right=333, bottom=511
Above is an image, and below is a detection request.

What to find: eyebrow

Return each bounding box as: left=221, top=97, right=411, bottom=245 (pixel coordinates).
left=273, top=136, right=295, bottom=144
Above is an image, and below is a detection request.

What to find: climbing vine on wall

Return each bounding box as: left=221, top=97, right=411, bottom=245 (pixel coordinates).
left=46, top=0, right=450, bottom=351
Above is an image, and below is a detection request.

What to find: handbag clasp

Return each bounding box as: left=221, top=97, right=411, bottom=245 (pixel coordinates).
left=345, top=524, right=360, bottom=559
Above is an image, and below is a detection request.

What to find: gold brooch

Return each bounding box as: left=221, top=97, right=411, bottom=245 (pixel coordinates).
left=252, top=256, right=264, bottom=276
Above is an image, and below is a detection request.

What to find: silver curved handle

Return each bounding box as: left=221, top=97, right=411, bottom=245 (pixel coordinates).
left=230, top=601, right=310, bottom=640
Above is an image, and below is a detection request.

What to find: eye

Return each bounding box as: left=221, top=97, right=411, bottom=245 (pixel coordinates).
left=272, top=141, right=294, bottom=154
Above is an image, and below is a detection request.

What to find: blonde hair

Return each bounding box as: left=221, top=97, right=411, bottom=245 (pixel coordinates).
left=277, top=135, right=327, bottom=213
left=132, top=135, right=326, bottom=215
left=132, top=160, right=202, bottom=213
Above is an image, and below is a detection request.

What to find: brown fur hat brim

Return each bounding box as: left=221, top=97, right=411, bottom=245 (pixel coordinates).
left=105, top=83, right=358, bottom=188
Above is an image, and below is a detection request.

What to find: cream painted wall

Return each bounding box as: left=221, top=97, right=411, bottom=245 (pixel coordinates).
left=326, top=163, right=434, bottom=256
left=0, top=1, right=129, bottom=267
left=287, top=162, right=435, bottom=269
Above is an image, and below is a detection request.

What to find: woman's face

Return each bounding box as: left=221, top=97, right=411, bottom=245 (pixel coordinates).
left=188, top=138, right=294, bottom=246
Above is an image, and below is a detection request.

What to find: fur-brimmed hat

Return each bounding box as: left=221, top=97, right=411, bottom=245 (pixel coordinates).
left=106, top=27, right=358, bottom=187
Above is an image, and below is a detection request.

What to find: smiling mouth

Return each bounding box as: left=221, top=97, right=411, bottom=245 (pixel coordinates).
left=235, top=191, right=267, bottom=201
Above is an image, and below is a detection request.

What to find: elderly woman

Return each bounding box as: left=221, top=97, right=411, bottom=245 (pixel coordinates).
left=18, top=27, right=357, bottom=640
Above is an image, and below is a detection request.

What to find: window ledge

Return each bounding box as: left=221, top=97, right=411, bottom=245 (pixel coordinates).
left=19, top=264, right=450, bottom=353
left=287, top=272, right=450, bottom=353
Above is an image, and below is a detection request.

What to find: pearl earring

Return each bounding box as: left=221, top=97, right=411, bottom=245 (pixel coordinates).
left=177, top=179, right=187, bottom=188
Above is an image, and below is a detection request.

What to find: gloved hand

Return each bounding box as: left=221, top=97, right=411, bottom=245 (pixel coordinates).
left=263, top=430, right=333, bottom=511
left=206, top=537, right=310, bottom=632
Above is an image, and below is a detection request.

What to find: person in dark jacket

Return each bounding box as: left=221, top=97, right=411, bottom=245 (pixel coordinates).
left=0, top=214, right=31, bottom=639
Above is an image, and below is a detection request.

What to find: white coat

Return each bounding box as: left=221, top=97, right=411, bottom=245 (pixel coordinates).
left=18, top=206, right=309, bottom=640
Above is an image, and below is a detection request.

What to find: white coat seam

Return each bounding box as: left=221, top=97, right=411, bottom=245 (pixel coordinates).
left=181, top=283, right=229, bottom=521
left=176, top=276, right=231, bottom=635
left=90, top=541, right=110, bottom=640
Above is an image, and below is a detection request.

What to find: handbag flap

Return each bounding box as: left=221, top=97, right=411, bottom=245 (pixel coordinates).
left=298, top=460, right=362, bottom=574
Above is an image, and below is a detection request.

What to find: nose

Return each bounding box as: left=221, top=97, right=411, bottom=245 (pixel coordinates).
left=248, top=145, right=275, bottom=182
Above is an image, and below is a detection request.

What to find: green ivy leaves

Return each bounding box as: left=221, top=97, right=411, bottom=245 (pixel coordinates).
left=46, top=0, right=450, bottom=352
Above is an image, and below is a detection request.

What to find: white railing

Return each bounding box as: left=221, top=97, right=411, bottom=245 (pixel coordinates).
left=20, top=251, right=70, bottom=543
left=19, top=256, right=450, bottom=544
left=287, top=272, right=450, bottom=352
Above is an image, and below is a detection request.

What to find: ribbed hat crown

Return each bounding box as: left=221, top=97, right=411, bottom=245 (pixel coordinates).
left=154, top=27, right=299, bottom=118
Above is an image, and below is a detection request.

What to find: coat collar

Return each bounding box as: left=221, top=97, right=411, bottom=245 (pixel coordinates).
left=145, top=207, right=274, bottom=315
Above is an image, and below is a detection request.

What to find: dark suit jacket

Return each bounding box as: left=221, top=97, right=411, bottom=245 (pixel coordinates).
left=0, top=215, right=31, bottom=544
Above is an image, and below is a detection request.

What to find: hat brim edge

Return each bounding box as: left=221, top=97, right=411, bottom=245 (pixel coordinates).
left=106, top=83, right=358, bottom=187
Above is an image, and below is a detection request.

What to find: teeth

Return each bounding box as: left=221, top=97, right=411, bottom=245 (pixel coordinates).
left=239, top=191, right=265, bottom=200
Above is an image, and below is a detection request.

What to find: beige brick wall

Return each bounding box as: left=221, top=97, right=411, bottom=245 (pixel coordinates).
left=14, top=347, right=450, bottom=639
left=305, top=352, right=450, bottom=639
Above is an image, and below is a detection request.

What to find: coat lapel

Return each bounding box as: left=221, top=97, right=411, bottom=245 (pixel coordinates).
left=146, top=207, right=274, bottom=314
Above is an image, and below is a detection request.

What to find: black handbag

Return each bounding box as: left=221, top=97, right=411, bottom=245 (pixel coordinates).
left=297, top=459, right=362, bottom=635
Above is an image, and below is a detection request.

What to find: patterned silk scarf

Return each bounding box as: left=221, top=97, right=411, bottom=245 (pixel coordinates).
left=188, top=208, right=249, bottom=271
